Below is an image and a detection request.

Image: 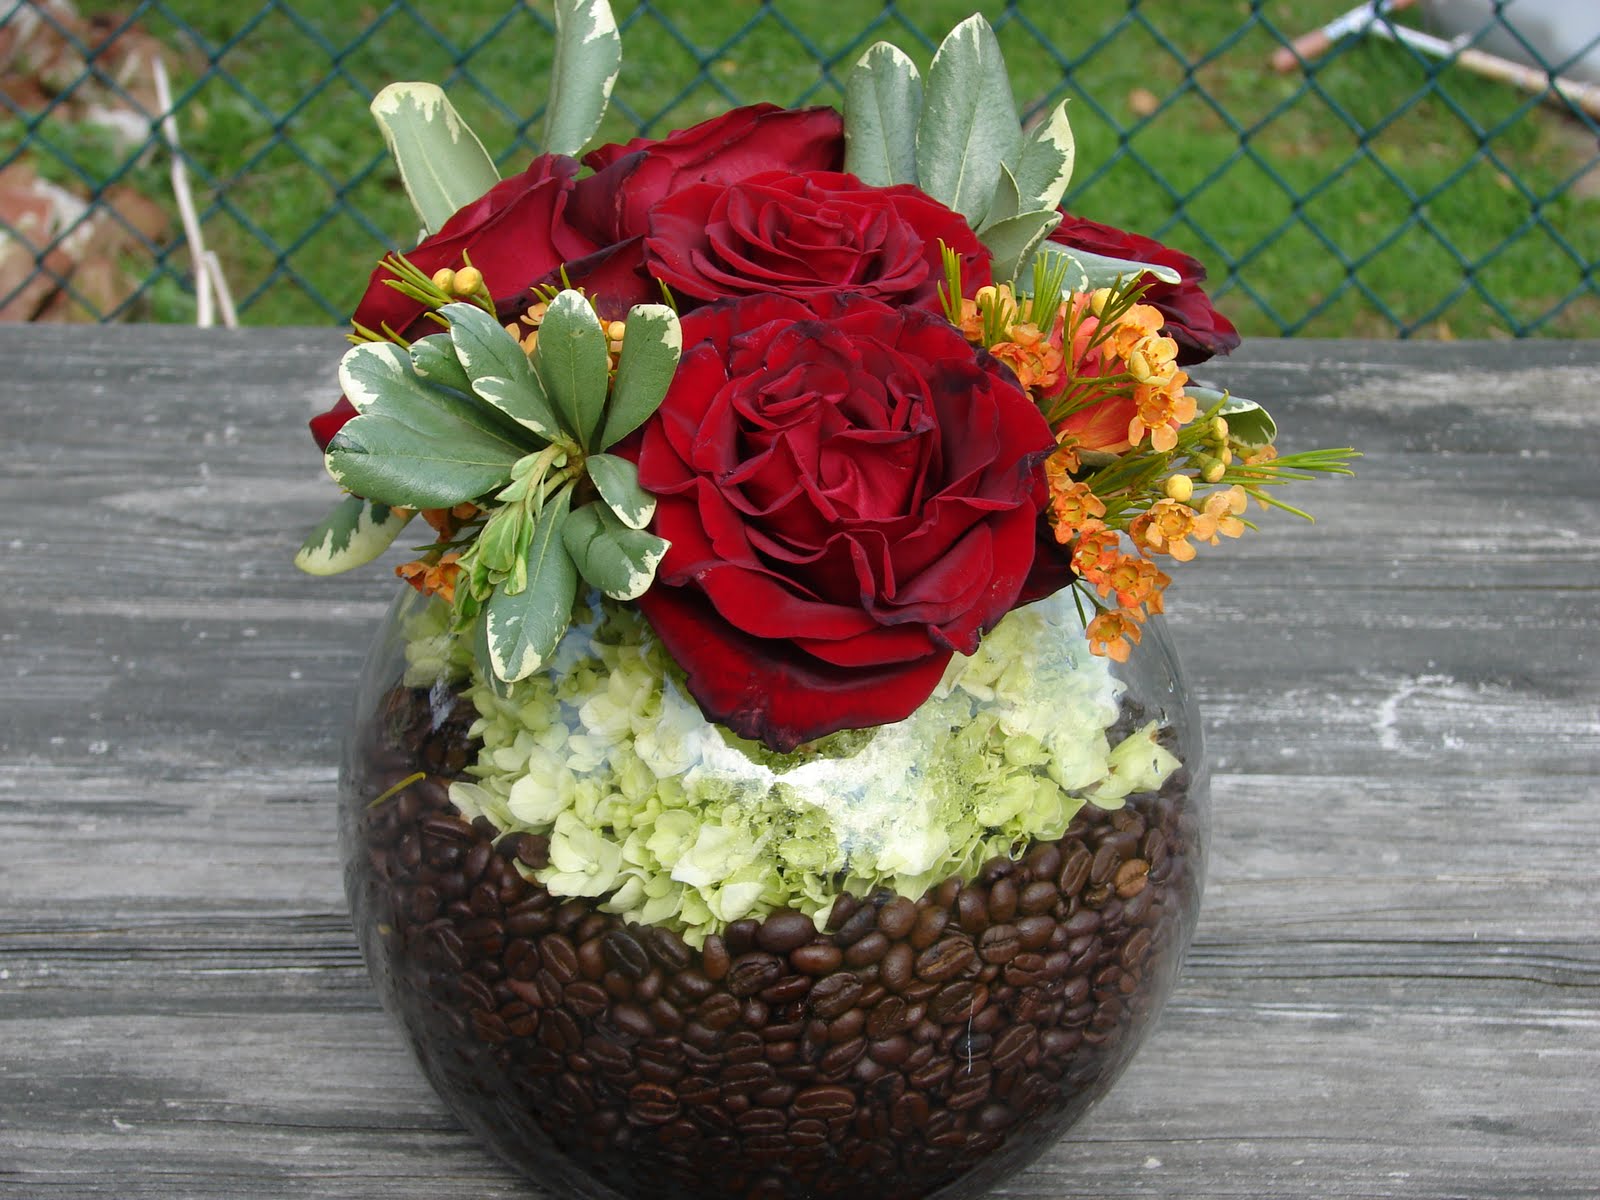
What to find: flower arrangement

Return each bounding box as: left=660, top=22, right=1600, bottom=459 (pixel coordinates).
left=300, top=1, right=1352, bottom=945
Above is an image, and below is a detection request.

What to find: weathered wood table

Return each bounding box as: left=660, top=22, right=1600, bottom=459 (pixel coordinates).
left=3, top=328, right=1597, bottom=1198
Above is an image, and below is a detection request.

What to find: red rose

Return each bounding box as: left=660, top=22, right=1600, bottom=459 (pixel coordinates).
left=632, top=293, right=1055, bottom=751
left=642, top=170, right=990, bottom=312
left=1048, top=213, right=1239, bottom=366
left=311, top=154, right=598, bottom=449
left=520, top=104, right=846, bottom=316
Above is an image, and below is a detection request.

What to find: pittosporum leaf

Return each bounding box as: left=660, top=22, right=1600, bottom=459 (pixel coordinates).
left=532, top=290, right=611, bottom=451
left=1011, top=98, right=1076, bottom=213
left=1191, top=387, right=1278, bottom=448
left=369, top=83, right=500, bottom=236
left=443, top=302, right=564, bottom=442
left=585, top=452, right=656, bottom=530
left=542, top=0, right=622, bottom=158
left=293, top=495, right=413, bottom=576
left=562, top=501, right=670, bottom=601
left=408, top=333, right=474, bottom=397
left=484, top=485, right=578, bottom=682
left=600, top=303, right=681, bottom=450
left=916, top=15, right=1023, bottom=227
left=843, top=41, right=923, bottom=188
left=979, top=208, right=1063, bottom=286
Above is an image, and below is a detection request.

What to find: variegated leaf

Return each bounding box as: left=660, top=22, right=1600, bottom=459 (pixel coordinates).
left=293, top=495, right=413, bottom=576
left=562, top=501, right=669, bottom=601
left=843, top=41, right=922, bottom=188
left=600, top=303, right=681, bottom=450
left=585, top=452, right=655, bottom=530
left=443, top=302, right=563, bottom=442
left=370, top=83, right=500, bottom=236
left=532, top=290, right=610, bottom=451
left=543, top=0, right=622, bottom=157
left=915, top=15, right=1023, bottom=226
left=484, top=486, right=578, bottom=682
left=1012, top=98, right=1075, bottom=213
left=980, top=208, right=1062, bottom=285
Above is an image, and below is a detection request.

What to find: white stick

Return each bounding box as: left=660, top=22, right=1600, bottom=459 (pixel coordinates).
left=152, top=56, right=238, bottom=328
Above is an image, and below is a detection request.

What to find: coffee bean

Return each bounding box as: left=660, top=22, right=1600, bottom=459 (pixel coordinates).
left=844, top=931, right=890, bottom=968
left=644, top=926, right=693, bottom=973
left=1058, top=845, right=1093, bottom=895
left=832, top=904, right=879, bottom=947
left=1114, top=858, right=1150, bottom=898
left=909, top=904, right=949, bottom=950
left=759, top=973, right=812, bottom=1004
left=756, top=910, right=817, bottom=955
left=792, top=1084, right=856, bottom=1121
left=696, top=993, right=740, bottom=1031
left=603, top=929, right=651, bottom=979
left=878, top=942, right=914, bottom=992
left=915, top=938, right=977, bottom=984
left=540, top=934, right=579, bottom=984
left=627, top=1082, right=680, bottom=1124
left=978, top=924, right=1021, bottom=965
left=807, top=973, right=863, bottom=1020
left=700, top=936, right=730, bottom=982
left=789, top=943, right=842, bottom=976
left=727, top=952, right=783, bottom=998
left=928, top=980, right=988, bottom=1024
left=876, top=897, right=917, bottom=939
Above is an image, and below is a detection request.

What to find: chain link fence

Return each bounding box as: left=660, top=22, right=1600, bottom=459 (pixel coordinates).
left=3, top=0, right=1597, bottom=337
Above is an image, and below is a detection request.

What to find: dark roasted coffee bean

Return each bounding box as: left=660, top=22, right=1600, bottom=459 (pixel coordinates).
left=756, top=910, right=817, bottom=954
left=602, top=929, right=651, bottom=979
left=700, top=935, right=730, bottom=982
left=696, top=994, right=740, bottom=1031
left=987, top=877, right=1018, bottom=923
left=807, top=972, right=863, bottom=1020
left=1115, top=858, right=1150, bottom=898
left=1016, top=915, right=1055, bottom=951
left=565, top=980, right=609, bottom=1019
left=1024, top=841, right=1063, bottom=881
left=735, top=1107, right=787, bottom=1135
left=792, top=1083, right=856, bottom=1121
left=878, top=942, right=914, bottom=992
left=819, top=1036, right=866, bottom=1077
left=827, top=1008, right=865, bottom=1043
left=643, top=926, right=692, bottom=973
left=910, top=904, right=949, bottom=950
left=915, top=938, right=977, bottom=984
left=833, top=904, right=878, bottom=947
left=978, top=924, right=1021, bottom=965
left=1090, top=842, right=1122, bottom=886
left=627, top=1082, right=680, bottom=1124
left=1018, top=879, right=1058, bottom=916
left=540, top=934, right=579, bottom=984
left=740, top=998, right=768, bottom=1027
left=867, top=1034, right=913, bottom=1067
left=865, top=994, right=916, bottom=1040
left=759, top=973, right=811, bottom=1004
left=724, top=1030, right=765, bottom=1063
left=1122, top=927, right=1153, bottom=967
left=724, top=918, right=760, bottom=957
left=929, top=980, right=988, bottom=1024
left=790, top=943, right=843, bottom=976
left=1058, top=845, right=1093, bottom=896
left=844, top=931, right=890, bottom=968
left=890, top=1090, right=931, bottom=1133
left=955, top=885, right=989, bottom=933
left=950, top=1029, right=992, bottom=1059
left=609, top=1001, right=654, bottom=1040
left=726, top=952, right=783, bottom=998
left=991, top=1022, right=1038, bottom=1071
left=876, top=897, right=917, bottom=939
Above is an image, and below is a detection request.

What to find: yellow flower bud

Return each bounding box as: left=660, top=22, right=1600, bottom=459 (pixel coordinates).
left=1088, top=287, right=1113, bottom=316
left=1219, top=446, right=1234, bottom=466
left=1127, top=349, right=1153, bottom=383
left=453, top=266, right=484, bottom=295
left=1164, top=474, right=1194, bottom=503
left=431, top=267, right=456, bottom=292
left=607, top=320, right=628, bottom=341
left=1212, top=415, right=1230, bottom=440
left=1203, top=460, right=1227, bottom=484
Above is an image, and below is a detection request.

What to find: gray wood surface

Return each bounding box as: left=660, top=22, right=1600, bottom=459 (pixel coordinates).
left=2, top=327, right=1596, bottom=1198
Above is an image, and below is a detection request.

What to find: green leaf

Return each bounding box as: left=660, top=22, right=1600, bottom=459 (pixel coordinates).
left=442, top=302, right=564, bottom=442
left=542, top=0, right=622, bottom=157
left=408, top=333, right=474, bottom=396
left=600, top=303, right=681, bottom=450
left=585, top=452, right=656, bottom=530
left=1011, top=98, right=1075, bottom=213
left=843, top=41, right=923, bottom=188
left=328, top=342, right=527, bottom=508
left=979, top=208, right=1062, bottom=286
left=915, top=15, right=1023, bottom=226
left=980, top=162, right=1023, bottom=231
left=1191, top=387, right=1278, bottom=447
left=369, top=83, right=500, bottom=236
left=484, top=486, right=578, bottom=682
left=1053, top=246, right=1183, bottom=289
left=475, top=504, right=526, bottom=580
left=532, top=290, right=611, bottom=451
left=562, top=501, right=669, bottom=601
left=293, top=496, right=413, bottom=576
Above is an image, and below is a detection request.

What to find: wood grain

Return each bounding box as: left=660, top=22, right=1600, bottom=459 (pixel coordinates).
left=2, top=328, right=1596, bottom=1198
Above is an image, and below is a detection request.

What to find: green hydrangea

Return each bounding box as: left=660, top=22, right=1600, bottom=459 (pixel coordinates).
left=409, top=593, right=1179, bottom=947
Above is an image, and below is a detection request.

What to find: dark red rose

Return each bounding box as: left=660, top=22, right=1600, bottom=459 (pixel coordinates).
left=1048, top=213, right=1239, bottom=365
left=522, top=104, right=846, bottom=317
left=311, top=154, right=598, bottom=449
left=631, top=293, right=1055, bottom=751
left=642, top=170, right=990, bottom=313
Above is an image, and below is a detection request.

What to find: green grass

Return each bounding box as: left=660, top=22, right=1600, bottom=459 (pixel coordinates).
left=55, top=0, right=1600, bottom=336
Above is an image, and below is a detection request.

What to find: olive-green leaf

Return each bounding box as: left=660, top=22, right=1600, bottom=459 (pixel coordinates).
left=600, top=303, right=681, bottom=450
left=1051, top=246, right=1183, bottom=290
left=980, top=162, right=1023, bottom=231
left=484, top=486, right=577, bottom=682
left=916, top=15, right=1023, bottom=226
left=532, top=290, right=611, bottom=451
left=1012, top=98, right=1075, bottom=213
left=843, top=41, right=923, bottom=188
left=562, top=501, right=669, bottom=601
left=328, top=342, right=526, bottom=508
left=475, top=504, right=526, bottom=581
left=543, top=0, right=622, bottom=157
left=443, top=302, right=563, bottom=442
left=1191, top=387, right=1278, bottom=448
left=293, top=496, right=413, bottom=576
left=370, top=83, right=500, bottom=236
left=980, top=208, right=1062, bottom=285
left=585, top=452, right=655, bottom=530
left=408, top=333, right=474, bottom=397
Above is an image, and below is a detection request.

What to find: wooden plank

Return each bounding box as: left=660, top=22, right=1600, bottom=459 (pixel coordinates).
left=1, top=327, right=1597, bottom=1198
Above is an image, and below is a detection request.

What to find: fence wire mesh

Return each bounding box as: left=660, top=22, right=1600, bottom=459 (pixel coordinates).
left=3, top=0, right=1598, bottom=337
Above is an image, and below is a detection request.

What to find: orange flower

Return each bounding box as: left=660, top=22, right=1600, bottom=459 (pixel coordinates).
left=1201, top=486, right=1249, bottom=539
left=1046, top=459, right=1106, bottom=544
left=1101, top=552, right=1170, bottom=612
left=1130, top=498, right=1212, bottom=561
left=990, top=322, right=1064, bottom=393
left=420, top=502, right=479, bottom=539
left=1086, top=609, right=1143, bottom=661
left=396, top=551, right=462, bottom=603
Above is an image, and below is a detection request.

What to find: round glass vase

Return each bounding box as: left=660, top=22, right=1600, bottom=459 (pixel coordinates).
left=340, top=585, right=1208, bottom=1200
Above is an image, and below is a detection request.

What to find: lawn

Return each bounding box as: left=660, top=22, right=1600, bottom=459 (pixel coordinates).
left=44, top=0, right=1600, bottom=336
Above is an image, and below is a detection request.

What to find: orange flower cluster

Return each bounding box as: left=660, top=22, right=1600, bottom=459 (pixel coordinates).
left=1056, top=292, right=1195, bottom=454
left=1129, top=488, right=1248, bottom=562
left=397, top=551, right=462, bottom=604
